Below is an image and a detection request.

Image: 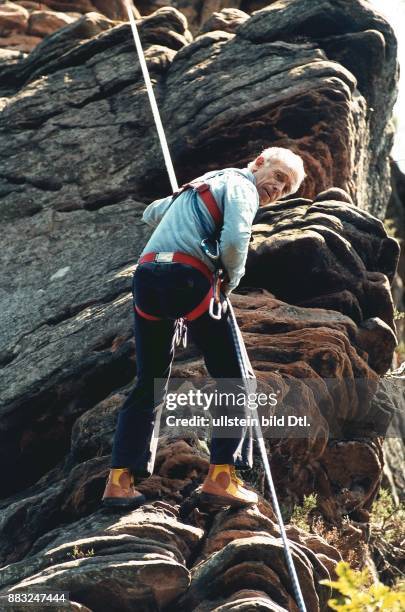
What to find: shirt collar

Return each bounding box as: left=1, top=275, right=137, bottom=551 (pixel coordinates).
left=238, top=168, right=256, bottom=185
left=224, top=167, right=256, bottom=185
left=201, top=167, right=257, bottom=185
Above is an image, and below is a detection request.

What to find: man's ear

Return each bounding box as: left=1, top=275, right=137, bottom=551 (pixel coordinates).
left=255, top=155, right=265, bottom=168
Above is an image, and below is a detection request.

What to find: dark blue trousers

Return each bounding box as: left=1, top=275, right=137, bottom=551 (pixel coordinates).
left=111, top=262, right=251, bottom=477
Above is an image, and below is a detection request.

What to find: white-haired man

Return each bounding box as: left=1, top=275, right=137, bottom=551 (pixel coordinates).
left=102, top=147, right=305, bottom=509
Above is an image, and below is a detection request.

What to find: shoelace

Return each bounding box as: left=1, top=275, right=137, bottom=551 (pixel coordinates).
left=230, top=466, right=244, bottom=487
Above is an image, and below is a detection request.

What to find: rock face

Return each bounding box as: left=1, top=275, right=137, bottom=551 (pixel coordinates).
left=0, top=1, right=274, bottom=53
left=0, top=500, right=201, bottom=610
left=388, top=161, right=405, bottom=307
left=201, top=7, right=250, bottom=35
left=135, top=1, right=277, bottom=34
left=0, top=1, right=402, bottom=610
left=0, top=1, right=398, bottom=212
left=0, top=0, right=139, bottom=52
left=246, top=189, right=398, bottom=371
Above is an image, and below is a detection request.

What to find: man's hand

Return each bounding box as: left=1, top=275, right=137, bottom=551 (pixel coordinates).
left=219, top=270, right=232, bottom=296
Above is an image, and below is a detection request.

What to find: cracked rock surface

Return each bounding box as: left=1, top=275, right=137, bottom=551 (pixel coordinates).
left=0, top=1, right=403, bottom=610
left=0, top=1, right=139, bottom=52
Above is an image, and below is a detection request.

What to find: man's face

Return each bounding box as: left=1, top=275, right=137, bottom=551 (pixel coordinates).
left=253, top=158, right=298, bottom=206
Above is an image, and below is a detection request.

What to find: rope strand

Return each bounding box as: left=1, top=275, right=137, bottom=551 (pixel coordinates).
left=227, top=300, right=307, bottom=612
left=125, top=1, right=178, bottom=192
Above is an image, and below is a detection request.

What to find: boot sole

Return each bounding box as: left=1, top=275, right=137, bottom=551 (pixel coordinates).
left=102, top=494, right=146, bottom=510
left=198, top=492, right=256, bottom=510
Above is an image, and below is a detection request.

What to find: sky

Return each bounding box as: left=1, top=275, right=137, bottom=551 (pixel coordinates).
left=370, top=0, right=405, bottom=171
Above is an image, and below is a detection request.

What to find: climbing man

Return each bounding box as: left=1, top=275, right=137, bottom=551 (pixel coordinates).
left=102, top=146, right=306, bottom=509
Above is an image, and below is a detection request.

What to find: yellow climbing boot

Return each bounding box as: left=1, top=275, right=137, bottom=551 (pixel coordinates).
left=102, top=468, right=145, bottom=509
left=200, top=464, right=258, bottom=508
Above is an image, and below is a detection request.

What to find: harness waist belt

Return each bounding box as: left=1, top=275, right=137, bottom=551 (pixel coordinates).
left=138, top=252, right=213, bottom=281
left=136, top=251, right=214, bottom=321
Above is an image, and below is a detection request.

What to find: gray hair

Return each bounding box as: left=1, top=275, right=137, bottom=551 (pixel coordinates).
left=247, top=147, right=306, bottom=195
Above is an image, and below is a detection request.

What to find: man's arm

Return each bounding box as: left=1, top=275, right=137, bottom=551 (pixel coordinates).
left=219, top=175, right=259, bottom=295
left=142, top=196, right=173, bottom=228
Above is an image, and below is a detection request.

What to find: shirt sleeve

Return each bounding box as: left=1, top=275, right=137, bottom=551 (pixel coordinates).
left=219, top=175, right=259, bottom=294
left=142, top=196, right=173, bottom=228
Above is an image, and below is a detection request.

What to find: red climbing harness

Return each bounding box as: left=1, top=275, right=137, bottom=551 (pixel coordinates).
left=136, top=182, right=223, bottom=322
left=135, top=251, right=214, bottom=321
left=178, top=181, right=223, bottom=226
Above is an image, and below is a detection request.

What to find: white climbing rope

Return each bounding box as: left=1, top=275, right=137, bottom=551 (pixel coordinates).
left=124, top=4, right=307, bottom=610
left=124, top=0, right=178, bottom=193
left=226, top=300, right=307, bottom=612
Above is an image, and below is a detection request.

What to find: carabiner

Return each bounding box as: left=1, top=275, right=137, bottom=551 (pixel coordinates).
left=201, top=238, right=220, bottom=260
left=209, top=297, right=222, bottom=320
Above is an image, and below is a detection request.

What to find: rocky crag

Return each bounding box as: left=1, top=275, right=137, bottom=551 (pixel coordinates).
left=134, top=1, right=274, bottom=35
left=0, top=1, right=277, bottom=54
left=0, top=1, right=403, bottom=610
left=0, top=0, right=141, bottom=53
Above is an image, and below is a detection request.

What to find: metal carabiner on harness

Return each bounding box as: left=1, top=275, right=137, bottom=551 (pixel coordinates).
left=209, top=296, right=222, bottom=320
left=209, top=269, right=224, bottom=320
left=201, top=238, right=220, bottom=261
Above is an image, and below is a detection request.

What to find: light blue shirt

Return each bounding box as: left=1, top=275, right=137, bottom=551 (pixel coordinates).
left=141, top=168, right=259, bottom=294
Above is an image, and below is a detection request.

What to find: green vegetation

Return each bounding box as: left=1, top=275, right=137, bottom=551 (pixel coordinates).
left=320, top=561, right=405, bottom=611
left=287, top=495, right=361, bottom=565
left=383, top=219, right=398, bottom=239
left=68, top=545, right=95, bottom=559
left=370, top=488, right=405, bottom=546
left=289, top=493, right=317, bottom=530
left=393, top=308, right=405, bottom=321
left=394, top=339, right=405, bottom=362
left=285, top=489, right=405, bottom=582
